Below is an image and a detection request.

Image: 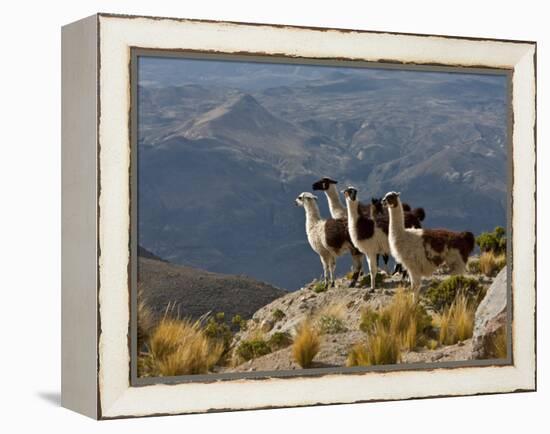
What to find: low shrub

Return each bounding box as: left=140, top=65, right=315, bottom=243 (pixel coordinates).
left=292, top=320, right=320, bottom=368
left=425, top=275, right=483, bottom=311
left=203, top=314, right=233, bottom=354
left=236, top=339, right=271, bottom=361
left=268, top=332, right=293, bottom=350
left=359, top=308, right=382, bottom=333
left=231, top=314, right=248, bottom=331
left=467, top=257, right=481, bottom=274
left=479, top=251, right=507, bottom=277
left=272, top=309, right=286, bottom=322
left=318, top=315, right=347, bottom=334
left=359, top=272, right=384, bottom=288
left=313, top=281, right=328, bottom=293
left=476, top=226, right=506, bottom=254
left=427, top=339, right=439, bottom=350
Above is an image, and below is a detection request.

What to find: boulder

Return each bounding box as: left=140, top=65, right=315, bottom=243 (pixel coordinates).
left=471, top=268, right=508, bottom=359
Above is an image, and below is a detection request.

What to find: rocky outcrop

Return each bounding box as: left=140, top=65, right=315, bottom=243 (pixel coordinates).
left=472, top=268, right=507, bottom=359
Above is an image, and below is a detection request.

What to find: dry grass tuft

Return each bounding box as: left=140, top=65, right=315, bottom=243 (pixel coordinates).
left=351, top=289, right=432, bottom=366
left=347, top=326, right=401, bottom=366
left=137, top=288, right=155, bottom=347
left=292, top=319, right=321, bottom=368
left=138, top=318, right=223, bottom=377
left=479, top=251, right=507, bottom=277
left=483, top=326, right=508, bottom=359
left=433, top=293, right=475, bottom=345
left=381, top=289, right=431, bottom=350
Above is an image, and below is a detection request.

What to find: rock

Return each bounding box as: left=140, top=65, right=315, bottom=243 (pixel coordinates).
left=260, top=319, right=274, bottom=333
left=472, top=268, right=507, bottom=359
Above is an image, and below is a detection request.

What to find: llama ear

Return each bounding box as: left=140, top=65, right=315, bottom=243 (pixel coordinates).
left=312, top=194, right=318, bottom=200
left=396, top=192, right=401, bottom=196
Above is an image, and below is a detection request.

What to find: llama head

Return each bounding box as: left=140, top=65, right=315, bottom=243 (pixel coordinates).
left=295, top=192, right=318, bottom=207
left=312, top=177, right=338, bottom=191
left=382, top=191, right=401, bottom=208
left=342, top=186, right=358, bottom=202
left=371, top=197, right=384, bottom=215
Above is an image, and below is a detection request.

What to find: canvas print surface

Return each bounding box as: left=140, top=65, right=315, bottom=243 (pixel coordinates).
left=134, top=55, right=510, bottom=380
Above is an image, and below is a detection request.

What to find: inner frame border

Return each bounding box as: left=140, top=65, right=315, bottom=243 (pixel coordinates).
left=128, top=47, right=514, bottom=387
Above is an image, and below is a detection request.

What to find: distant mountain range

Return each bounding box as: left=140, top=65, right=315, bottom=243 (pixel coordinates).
left=137, top=61, right=508, bottom=290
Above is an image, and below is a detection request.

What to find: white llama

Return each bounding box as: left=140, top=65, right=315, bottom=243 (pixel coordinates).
left=382, top=191, right=475, bottom=295
left=295, top=192, right=362, bottom=287
left=342, top=186, right=391, bottom=291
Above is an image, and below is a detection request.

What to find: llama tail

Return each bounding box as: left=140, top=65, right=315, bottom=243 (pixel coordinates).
left=462, top=231, right=476, bottom=255
left=412, top=207, right=426, bottom=222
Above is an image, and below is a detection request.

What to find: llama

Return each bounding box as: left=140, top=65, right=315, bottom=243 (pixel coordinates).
left=342, top=187, right=391, bottom=292
left=311, top=177, right=366, bottom=279
left=313, top=177, right=426, bottom=273
left=382, top=191, right=475, bottom=295
left=312, top=177, right=369, bottom=219
left=370, top=196, right=426, bottom=275
left=295, top=192, right=363, bottom=287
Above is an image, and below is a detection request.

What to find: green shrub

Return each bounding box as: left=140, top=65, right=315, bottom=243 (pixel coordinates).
left=231, top=314, right=248, bottom=331
left=313, top=281, right=328, bottom=293
left=203, top=315, right=233, bottom=353
left=476, top=226, right=506, bottom=254
left=359, top=272, right=384, bottom=288
left=268, top=332, right=293, bottom=350
left=318, top=315, right=347, bottom=334
left=236, top=339, right=271, bottom=361
left=272, top=309, right=286, bottom=322
left=424, top=276, right=483, bottom=311
left=467, top=258, right=481, bottom=274
left=359, top=308, right=381, bottom=333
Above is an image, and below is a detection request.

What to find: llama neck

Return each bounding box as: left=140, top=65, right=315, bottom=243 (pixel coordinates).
left=303, top=201, right=321, bottom=230
left=325, top=185, right=346, bottom=219
left=388, top=201, right=406, bottom=236
left=346, top=199, right=360, bottom=225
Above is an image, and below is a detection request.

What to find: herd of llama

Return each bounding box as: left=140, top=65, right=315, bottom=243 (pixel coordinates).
left=295, top=177, right=475, bottom=295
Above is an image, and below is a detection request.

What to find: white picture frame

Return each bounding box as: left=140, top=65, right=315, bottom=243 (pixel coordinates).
left=61, top=13, right=536, bottom=419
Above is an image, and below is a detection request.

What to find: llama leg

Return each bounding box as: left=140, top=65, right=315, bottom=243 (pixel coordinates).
left=383, top=254, right=389, bottom=272
left=367, top=252, right=378, bottom=292
left=409, top=272, right=421, bottom=301
left=393, top=262, right=402, bottom=276
left=329, top=256, right=336, bottom=287
left=320, top=255, right=329, bottom=287
left=349, top=252, right=363, bottom=287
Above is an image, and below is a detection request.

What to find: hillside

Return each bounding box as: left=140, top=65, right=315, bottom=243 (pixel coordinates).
left=138, top=251, right=287, bottom=321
